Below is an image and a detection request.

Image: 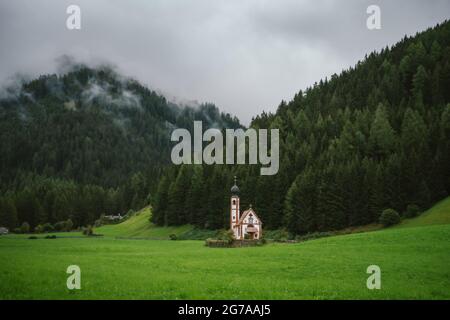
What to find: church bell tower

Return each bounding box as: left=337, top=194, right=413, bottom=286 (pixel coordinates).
left=230, top=176, right=240, bottom=238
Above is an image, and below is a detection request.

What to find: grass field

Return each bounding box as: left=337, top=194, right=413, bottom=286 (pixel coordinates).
left=0, top=198, right=449, bottom=300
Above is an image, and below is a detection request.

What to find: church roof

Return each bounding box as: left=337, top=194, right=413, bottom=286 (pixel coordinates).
left=238, top=207, right=262, bottom=225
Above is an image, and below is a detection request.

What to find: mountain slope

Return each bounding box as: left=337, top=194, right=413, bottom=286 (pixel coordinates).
left=153, top=20, right=450, bottom=233
left=0, top=64, right=242, bottom=229
left=97, top=207, right=193, bottom=239
left=397, top=196, right=450, bottom=228
left=0, top=65, right=241, bottom=188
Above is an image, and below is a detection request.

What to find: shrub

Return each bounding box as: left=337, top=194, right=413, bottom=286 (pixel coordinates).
left=28, top=236, right=38, bottom=240
left=65, top=219, right=73, bottom=231
left=379, top=209, right=401, bottom=227
left=20, top=222, right=30, bottom=234
left=169, top=234, right=177, bottom=240
left=94, top=218, right=103, bottom=228
left=263, top=229, right=291, bottom=241
left=45, top=235, right=57, bottom=239
left=34, top=224, right=44, bottom=233
left=54, top=221, right=66, bottom=231
left=82, top=225, right=94, bottom=236
left=13, top=228, right=21, bottom=234
left=42, top=223, right=54, bottom=233
left=216, top=229, right=235, bottom=243
left=404, top=204, right=421, bottom=218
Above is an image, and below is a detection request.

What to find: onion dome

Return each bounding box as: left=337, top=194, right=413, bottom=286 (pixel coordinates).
left=231, top=176, right=240, bottom=195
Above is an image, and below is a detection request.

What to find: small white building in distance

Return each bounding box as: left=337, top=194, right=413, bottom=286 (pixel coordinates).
left=104, top=214, right=124, bottom=221
left=230, top=177, right=262, bottom=240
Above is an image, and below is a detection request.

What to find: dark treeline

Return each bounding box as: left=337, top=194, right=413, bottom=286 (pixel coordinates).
left=0, top=64, right=241, bottom=230
left=152, top=21, right=450, bottom=234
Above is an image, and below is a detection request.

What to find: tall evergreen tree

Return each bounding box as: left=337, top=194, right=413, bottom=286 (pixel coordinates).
left=0, top=197, right=19, bottom=229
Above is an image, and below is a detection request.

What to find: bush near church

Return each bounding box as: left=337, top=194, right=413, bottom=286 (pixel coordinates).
left=216, top=229, right=235, bottom=244
left=379, top=209, right=401, bottom=227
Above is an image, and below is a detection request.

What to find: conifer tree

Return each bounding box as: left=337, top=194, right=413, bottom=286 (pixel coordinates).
left=0, top=197, right=19, bottom=229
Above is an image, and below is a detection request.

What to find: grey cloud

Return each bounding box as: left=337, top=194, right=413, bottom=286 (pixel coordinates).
left=0, top=0, right=449, bottom=124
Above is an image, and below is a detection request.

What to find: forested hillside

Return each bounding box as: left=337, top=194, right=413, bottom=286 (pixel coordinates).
left=0, top=65, right=241, bottom=229
left=152, top=21, right=450, bottom=233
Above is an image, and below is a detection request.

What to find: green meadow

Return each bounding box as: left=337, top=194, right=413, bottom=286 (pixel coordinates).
left=0, top=199, right=449, bottom=300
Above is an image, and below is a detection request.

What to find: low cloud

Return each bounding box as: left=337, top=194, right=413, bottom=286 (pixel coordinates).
left=0, top=0, right=449, bottom=124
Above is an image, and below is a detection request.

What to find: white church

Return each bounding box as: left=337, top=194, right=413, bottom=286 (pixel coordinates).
left=230, top=177, right=262, bottom=240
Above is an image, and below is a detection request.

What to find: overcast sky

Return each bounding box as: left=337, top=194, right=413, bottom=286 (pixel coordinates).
left=0, top=0, right=449, bottom=124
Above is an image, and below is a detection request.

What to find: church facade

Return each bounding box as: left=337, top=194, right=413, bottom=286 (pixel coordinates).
left=230, top=178, right=262, bottom=240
